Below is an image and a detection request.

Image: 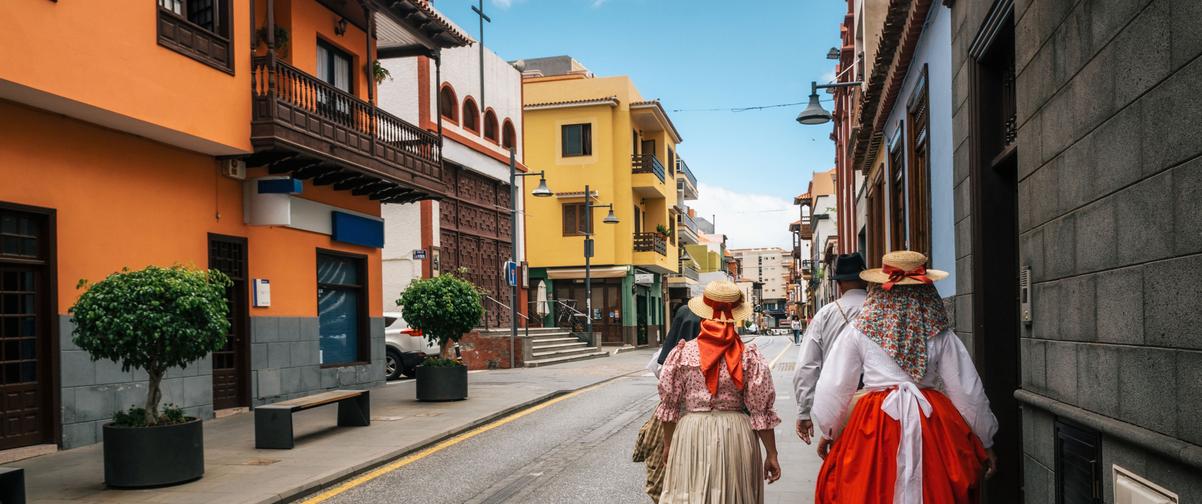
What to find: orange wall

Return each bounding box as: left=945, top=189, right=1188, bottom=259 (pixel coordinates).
left=0, top=101, right=383, bottom=318
left=257, top=0, right=376, bottom=102
left=0, top=0, right=252, bottom=151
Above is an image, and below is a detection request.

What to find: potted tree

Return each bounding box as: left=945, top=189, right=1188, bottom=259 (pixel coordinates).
left=397, top=273, right=482, bottom=401
left=70, top=265, right=231, bottom=488
left=655, top=224, right=671, bottom=239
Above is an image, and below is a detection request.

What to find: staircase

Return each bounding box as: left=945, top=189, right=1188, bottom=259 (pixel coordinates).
left=525, top=328, right=609, bottom=367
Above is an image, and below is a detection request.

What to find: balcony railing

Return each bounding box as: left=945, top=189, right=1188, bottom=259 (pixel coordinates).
left=632, top=153, right=666, bottom=183
left=676, top=158, right=697, bottom=188
left=679, top=263, right=699, bottom=281
left=633, top=232, right=668, bottom=256
left=251, top=55, right=441, bottom=180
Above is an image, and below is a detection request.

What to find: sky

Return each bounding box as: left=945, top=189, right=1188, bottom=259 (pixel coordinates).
left=436, top=0, right=846, bottom=248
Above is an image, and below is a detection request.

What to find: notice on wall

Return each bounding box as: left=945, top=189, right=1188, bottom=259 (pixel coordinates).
left=253, top=279, right=271, bottom=308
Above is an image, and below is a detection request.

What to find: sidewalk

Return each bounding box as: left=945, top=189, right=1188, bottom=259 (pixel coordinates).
left=17, top=351, right=655, bottom=503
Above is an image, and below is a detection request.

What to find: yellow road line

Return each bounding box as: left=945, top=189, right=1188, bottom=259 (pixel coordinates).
left=300, top=378, right=619, bottom=503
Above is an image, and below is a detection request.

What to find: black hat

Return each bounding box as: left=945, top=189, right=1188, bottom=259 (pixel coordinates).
left=831, top=252, right=867, bottom=281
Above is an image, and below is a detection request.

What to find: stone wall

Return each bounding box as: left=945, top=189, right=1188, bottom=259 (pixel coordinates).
left=59, top=316, right=214, bottom=449
left=953, top=0, right=1202, bottom=501
left=249, top=316, right=385, bottom=406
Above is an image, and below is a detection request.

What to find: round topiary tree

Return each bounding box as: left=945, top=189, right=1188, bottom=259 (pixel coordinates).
left=70, top=265, right=231, bottom=426
left=397, top=273, right=483, bottom=363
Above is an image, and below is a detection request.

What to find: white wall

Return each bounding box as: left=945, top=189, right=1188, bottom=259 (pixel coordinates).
left=381, top=202, right=426, bottom=312
left=879, top=4, right=955, bottom=298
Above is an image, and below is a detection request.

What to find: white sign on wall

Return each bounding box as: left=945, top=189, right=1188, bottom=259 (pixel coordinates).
left=253, top=279, right=271, bottom=308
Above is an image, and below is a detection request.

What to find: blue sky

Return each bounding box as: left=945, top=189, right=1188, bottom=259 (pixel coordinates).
left=438, top=0, right=846, bottom=247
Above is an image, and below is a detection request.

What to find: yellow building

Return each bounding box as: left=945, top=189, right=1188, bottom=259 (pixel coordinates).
left=520, top=57, right=681, bottom=347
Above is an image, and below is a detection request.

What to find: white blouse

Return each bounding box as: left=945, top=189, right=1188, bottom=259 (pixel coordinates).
left=812, top=327, right=998, bottom=504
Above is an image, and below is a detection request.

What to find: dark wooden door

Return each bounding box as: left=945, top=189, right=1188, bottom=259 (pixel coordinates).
left=0, top=207, right=54, bottom=450
left=208, top=234, right=249, bottom=410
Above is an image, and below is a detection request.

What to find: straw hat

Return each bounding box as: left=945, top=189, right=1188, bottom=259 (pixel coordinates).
left=860, top=250, right=949, bottom=286
left=688, top=281, right=754, bottom=323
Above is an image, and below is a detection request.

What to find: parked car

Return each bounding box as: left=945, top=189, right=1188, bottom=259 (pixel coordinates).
left=384, top=312, right=439, bottom=380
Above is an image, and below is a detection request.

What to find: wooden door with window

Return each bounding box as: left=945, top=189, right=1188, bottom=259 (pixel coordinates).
left=0, top=206, right=54, bottom=450
left=208, top=234, right=249, bottom=410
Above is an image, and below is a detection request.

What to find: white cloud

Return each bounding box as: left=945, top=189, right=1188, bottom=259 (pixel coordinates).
left=491, top=0, right=515, bottom=8
left=690, top=183, right=796, bottom=249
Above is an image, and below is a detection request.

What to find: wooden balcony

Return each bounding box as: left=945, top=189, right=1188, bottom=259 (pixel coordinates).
left=249, top=55, right=444, bottom=202
left=633, top=232, right=668, bottom=256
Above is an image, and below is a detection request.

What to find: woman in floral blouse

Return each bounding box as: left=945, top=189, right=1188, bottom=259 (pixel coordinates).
left=655, top=281, right=781, bottom=503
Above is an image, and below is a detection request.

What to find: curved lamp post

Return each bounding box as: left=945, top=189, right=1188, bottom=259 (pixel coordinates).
left=509, top=149, right=552, bottom=368
left=582, top=183, right=618, bottom=343
left=795, top=80, right=863, bottom=126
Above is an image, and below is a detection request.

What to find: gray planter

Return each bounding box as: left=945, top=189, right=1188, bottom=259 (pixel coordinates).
left=103, top=418, right=204, bottom=488
left=415, top=365, right=468, bottom=401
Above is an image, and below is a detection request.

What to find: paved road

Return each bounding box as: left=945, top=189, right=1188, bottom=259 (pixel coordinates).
left=314, top=336, right=822, bottom=504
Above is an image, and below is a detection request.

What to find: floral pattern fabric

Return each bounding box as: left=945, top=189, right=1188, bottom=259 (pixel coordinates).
left=853, top=283, right=949, bottom=381
left=655, top=340, right=781, bottom=431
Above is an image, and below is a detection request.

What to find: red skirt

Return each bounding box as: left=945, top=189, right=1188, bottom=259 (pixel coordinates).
left=815, top=388, right=987, bottom=504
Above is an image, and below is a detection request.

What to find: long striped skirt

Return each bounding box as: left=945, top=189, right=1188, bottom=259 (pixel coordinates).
left=659, top=411, right=764, bottom=504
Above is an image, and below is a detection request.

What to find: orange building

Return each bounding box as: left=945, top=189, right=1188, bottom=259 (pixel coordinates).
left=0, top=0, right=467, bottom=451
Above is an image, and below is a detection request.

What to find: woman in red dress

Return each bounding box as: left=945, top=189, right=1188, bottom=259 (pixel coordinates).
left=812, top=251, right=998, bottom=503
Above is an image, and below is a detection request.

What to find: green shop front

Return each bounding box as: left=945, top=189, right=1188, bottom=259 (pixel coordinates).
left=528, top=266, right=665, bottom=347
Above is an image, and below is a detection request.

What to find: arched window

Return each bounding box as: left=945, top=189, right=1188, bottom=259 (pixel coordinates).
left=462, top=97, right=479, bottom=132
left=439, top=84, right=458, bottom=123
left=483, top=109, right=499, bottom=142
left=502, top=119, right=516, bottom=150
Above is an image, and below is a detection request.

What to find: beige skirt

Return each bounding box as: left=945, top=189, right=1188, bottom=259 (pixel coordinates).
left=659, top=411, right=764, bottom=504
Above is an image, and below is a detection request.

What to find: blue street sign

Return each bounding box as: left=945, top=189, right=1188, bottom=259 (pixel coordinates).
left=505, top=261, right=518, bottom=287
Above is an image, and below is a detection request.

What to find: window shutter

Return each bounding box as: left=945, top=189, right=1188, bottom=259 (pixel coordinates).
left=563, top=204, right=573, bottom=235
left=1055, top=419, right=1102, bottom=504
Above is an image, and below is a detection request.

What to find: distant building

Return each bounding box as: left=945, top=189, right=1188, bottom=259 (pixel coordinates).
left=729, top=248, right=789, bottom=326
left=520, top=56, right=685, bottom=347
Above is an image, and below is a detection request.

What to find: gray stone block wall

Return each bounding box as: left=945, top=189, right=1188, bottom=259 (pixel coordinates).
left=249, top=316, right=384, bottom=406
left=952, top=0, right=1202, bottom=500
left=59, top=316, right=214, bottom=449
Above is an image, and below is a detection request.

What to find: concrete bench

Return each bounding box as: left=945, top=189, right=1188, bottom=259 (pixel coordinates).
left=254, top=389, right=370, bottom=449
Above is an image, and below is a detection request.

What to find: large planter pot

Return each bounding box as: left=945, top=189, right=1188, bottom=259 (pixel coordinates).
left=416, top=365, right=468, bottom=401
left=103, top=418, right=204, bottom=488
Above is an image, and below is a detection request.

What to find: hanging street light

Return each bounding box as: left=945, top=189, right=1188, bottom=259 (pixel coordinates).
left=507, top=149, right=553, bottom=368
left=795, top=80, right=863, bottom=126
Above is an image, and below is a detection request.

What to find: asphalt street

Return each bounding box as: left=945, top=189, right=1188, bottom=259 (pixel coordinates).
left=313, top=335, right=822, bottom=504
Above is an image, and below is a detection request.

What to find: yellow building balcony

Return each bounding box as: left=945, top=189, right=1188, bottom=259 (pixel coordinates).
left=631, top=154, right=670, bottom=199
left=633, top=232, right=676, bottom=274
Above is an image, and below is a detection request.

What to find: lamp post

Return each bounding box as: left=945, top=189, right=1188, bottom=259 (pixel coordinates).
left=795, top=80, right=863, bottom=125
left=509, top=149, right=552, bottom=368
left=582, top=183, right=619, bottom=345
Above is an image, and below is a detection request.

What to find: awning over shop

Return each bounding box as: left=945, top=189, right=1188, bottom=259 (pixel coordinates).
left=545, top=266, right=629, bottom=280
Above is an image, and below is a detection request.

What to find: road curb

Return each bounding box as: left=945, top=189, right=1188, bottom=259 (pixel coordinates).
left=275, top=372, right=635, bottom=503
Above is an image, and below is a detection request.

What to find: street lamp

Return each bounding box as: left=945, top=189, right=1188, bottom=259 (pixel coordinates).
left=795, top=80, right=863, bottom=125
left=582, top=183, right=618, bottom=345
left=509, top=148, right=552, bottom=368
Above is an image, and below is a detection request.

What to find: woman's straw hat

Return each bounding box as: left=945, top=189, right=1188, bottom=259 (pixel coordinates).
left=688, top=281, right=754, bottom=323
left=860, top=250, right=949, bottom=286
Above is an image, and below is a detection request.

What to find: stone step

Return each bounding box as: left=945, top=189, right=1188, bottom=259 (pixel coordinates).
left=529, top=336, right=580, bottom=345
left=530, top=341, right=589, bottom=351
left=524, top=349, right=609, bottom=368
left=530, top=345, right=598, bottom=359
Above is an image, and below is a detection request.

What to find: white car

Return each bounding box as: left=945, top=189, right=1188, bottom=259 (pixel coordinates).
left=384, top=312, right=439, bottom=380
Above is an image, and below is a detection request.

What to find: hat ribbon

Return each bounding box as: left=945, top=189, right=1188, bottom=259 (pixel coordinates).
left=703, top=297, right=736, bottom=321
left=882, top=264, right=932, bottom=291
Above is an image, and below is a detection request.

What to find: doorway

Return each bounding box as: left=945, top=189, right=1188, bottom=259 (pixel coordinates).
left=208, top=234, right=250, bottom=410
left=970, top=8, right=1021, bottom=503
left=635, top=287, right=649, bottom=346
left=0, top=204, right=56, bottom=450
left=554, top=279, right=623, bottom=345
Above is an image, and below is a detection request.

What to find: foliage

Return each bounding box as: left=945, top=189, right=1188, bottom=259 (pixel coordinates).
left=655, top=224, right=670, bottom=237
left=111, top=404, right=187, bottom=428
left=373, top=60, right=391, bottom=85
left=420, top=356, right=462, bottom=368
left=256, top=26, right=290, bottom=55
left=70, top=266, right=231, bottom=426
left=397, top=273, right=482, bottom=358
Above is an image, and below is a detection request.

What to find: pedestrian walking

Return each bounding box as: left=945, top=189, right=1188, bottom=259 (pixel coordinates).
left=791, top=252, right=867, bottom=445
left=790, top=316, right=802, bottom=345
left=812, top=251, right=998, bottom=503
left=634, top=304, right=703, bottom=503
left=656, top=281, right=781, bottom=504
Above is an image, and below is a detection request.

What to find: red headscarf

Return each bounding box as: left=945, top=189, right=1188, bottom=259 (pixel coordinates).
left=696, top=298, right=745, bottom=395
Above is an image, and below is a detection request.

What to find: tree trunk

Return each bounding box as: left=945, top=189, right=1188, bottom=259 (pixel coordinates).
left=145, top=368, right=164, bottom=425
left=440, top=337, right=452, bottom=359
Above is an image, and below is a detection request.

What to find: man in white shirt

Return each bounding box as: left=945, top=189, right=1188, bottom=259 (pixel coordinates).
left=791, top=253, right=867, bottom=444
